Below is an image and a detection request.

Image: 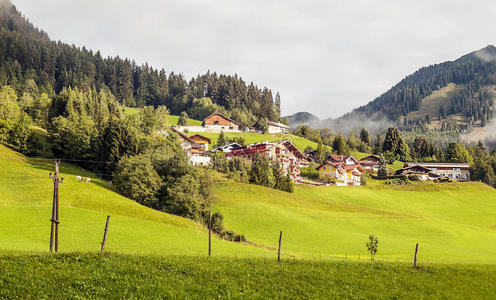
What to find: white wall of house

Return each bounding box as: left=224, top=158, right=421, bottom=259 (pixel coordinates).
left=190, top=154, right=211, bottom=166
left=175, top=125, right=242, bottom=133
left=267, top=125, right=289, bottom=134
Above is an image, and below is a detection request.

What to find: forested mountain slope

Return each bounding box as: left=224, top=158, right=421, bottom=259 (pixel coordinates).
left=0, top=0, right=280, bottom=125
left=340, top=45, right=496, bottom=132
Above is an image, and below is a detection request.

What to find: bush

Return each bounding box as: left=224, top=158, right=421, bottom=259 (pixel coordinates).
left=301, top=167, right=319, bottom=179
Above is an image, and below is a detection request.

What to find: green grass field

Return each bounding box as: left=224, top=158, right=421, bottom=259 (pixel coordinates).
left=1, top=144, right=496, bottom=297
left=0, top=144, right=271, bottom=257
left=214, top=180, right=496, bottom=264
left=1, top=253, right=495, bottom=299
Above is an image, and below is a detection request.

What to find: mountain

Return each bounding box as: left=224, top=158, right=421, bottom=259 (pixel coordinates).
left=284, top=112, right=320, bottom=128
left=337, top=45, right=496, bottom=134
left=0, top=1, right=280, bottom=124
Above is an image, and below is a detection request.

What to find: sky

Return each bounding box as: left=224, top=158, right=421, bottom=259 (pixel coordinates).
left=11, top=0, right=496, bottom=119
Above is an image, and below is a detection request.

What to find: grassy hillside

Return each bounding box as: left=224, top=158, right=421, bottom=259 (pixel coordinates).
left=168, top=114, right=202, bottom=126
left=1, top=144, right=496, bottom=265
left=214, top=180, right=496, bottom=264
left=1, top=253, right=495, bottom=299
left=0, top=144, right=271, bottom=257
left=189, top=131, right=318, bottom=152
left=122, top=107, right=202, bottom=126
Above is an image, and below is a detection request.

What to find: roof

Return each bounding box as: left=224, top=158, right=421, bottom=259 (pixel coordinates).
left=328, top=155, right=358, bottom=164
left=211, top=142, right=242, bottom=152
left=266, top=121, right=290, bottom=129
left=225, top=139, right=307, bottom=162
left=202, top=112, right=244, bottom=127
left=316, top=161, right=362, bottom=172
left=395, top=165, right=433, bottom=175
left=171, top=127, right=194, bottom=144
left=404, top=162, right=470, bottom=169
left=359, top=155, right=381, bottom=161
left=189, top=134, right=212, bottom=143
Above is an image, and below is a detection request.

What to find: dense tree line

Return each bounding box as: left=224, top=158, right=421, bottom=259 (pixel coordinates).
left=0, top=2, right=280, bottom=126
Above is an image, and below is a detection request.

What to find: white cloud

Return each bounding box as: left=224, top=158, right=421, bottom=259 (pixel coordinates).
left=12, top=0, right=496, bottom=118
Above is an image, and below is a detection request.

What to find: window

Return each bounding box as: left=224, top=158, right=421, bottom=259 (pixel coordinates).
left=453, top=168, right=461, bottom=172
left=322, top=166, right=326, bottom=171
left=214, top=120, right=219, bottom=125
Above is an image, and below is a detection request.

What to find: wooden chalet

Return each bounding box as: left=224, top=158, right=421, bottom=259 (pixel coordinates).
left=189, top=134, right=211, bottom=151
left=358, top=155, right=381, bottom=172
left=395, top=165, right=440, bottom=181
left=202, top=113, right=243, bottom=131
left=403, top=162, right=470, bottom=182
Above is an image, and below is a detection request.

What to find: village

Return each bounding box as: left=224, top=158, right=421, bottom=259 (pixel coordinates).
left=171, top=112, right=471, bottom=186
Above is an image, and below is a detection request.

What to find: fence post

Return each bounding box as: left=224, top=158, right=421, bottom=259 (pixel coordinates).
left=277, top=231, right=283, bottom=262
left=413, top=243, right=419, bottom=267
left=100, top=215, right=110, bottom=253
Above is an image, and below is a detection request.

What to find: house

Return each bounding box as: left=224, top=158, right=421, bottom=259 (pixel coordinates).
left=252, top=120, right=291, bottom=134
left=211, top=142, right=242, bottom=153
left=171, top=128, right=211, bottom=166
left=171, top=127, right=194, bottom=154
left=395, top=165, right=440, bottom=181
left=225, top=139, right=308, bottom=180
left=328, top=154, right=359, bottom=165
left=316, top=155, right=363, bottom=186
left=202, top=113, right=243, bottom=132
left=359, top=155, right=381, bottom=172
left=267, top=121, right=290, bottom=134
left=403, top=162, right=470, bottom=181
left=189, top=134, right=211, bottom=151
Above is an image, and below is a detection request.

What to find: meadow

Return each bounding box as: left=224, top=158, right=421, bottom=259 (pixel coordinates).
left=1, top=253, right=495, bottom=299
left=1, top=143, right=496, bottom=298
left=0, top=144, right=271, bottom=257
left=214, top=180, right=496, bottom=264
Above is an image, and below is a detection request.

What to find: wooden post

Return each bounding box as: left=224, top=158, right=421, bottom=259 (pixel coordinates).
left=413, top=243, right=419, bottom=267
left=100, top=215, right=110, bottom=253
left=277, top=231, right=283, bottom=262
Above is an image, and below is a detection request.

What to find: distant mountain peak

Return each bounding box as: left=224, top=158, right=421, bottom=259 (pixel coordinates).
left=459, top=45, right=496, bottom=63
left=284, top=112, right=320, bottom=128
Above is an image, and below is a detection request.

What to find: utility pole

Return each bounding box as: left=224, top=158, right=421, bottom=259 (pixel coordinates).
left=208, top=197, right=212, bottom=257
left=49, top=159, right=62, bottom=253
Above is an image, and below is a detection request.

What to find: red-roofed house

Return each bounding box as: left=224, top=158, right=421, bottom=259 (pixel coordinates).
left=225, top=139, right=308, bottom=180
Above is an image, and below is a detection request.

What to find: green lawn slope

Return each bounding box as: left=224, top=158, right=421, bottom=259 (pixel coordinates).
left=0, top=145, right=271, bottom=257
left=1, top=253, right=495, bottom=299
left=214, top=180, right=496, bottom=264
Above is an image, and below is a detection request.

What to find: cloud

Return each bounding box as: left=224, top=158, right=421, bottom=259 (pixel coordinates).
left=10, top=0, right=496, bottom=119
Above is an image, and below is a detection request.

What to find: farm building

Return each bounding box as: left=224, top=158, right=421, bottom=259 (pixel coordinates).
left=316, top=155, right=363, bottom=186
left=395, top=165, right=440, bottom=181
left=403, top=162, right=470, bottom=181
left=202, top=113, right=243, bottom=132
left=358, top=155, right=381, bottom=172
left=225, top=140, right=308, bottom=180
